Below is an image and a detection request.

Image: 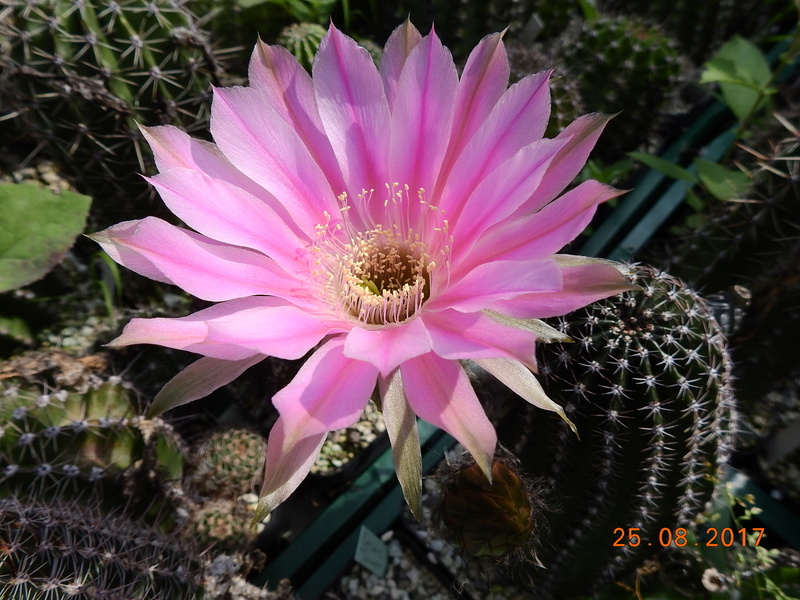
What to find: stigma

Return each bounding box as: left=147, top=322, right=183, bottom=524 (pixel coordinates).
left=313, top=183, right=452, bottom=327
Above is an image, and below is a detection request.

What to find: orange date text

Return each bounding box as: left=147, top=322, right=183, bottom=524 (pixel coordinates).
left=612, top=527, right=764, bottom=547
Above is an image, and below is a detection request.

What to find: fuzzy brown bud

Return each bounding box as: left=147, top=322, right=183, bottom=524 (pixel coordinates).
left=438, top=459, right=534, bottom=558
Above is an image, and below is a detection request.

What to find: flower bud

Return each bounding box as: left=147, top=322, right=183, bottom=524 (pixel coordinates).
left=437, top=457, right=535, bottom=559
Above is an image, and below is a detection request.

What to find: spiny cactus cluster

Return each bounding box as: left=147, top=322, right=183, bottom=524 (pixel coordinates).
left=0, top=0, right=233, bottom=217
left=0, top=375, right=288, bottom=596
left=0, top=380, right=184, bottom=502
left=186, top=427, right=267, bottom=549
left=189, top=427, right=266, bottom=498
left=436, top=265, right=735, bottom=597
left=0, top=495, right=203, bottom=600
left=547, top=16, right=682, bottom=162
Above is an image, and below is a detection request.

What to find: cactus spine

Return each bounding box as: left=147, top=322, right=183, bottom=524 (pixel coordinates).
left=434, top=265, right=735, bottom=597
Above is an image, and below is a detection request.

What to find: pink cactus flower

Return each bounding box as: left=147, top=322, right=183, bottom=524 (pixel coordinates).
left=90, top=21, right=634, bottom=521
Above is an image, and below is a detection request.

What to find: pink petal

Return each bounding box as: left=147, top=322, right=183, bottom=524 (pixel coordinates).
left=256, top=418, right=327, bottom=519
left=206, top=303, right=342, bottom=358
left=525, top=113, right=613, bottom=212
left=423, top=309, right=537, bottom=369
left=450, top=137, right=566, bottom=251
left=436, top=31, right=509, bottom=184
left=490, top=259, right=636, bottom=319
left=313, top=24, right=390, bottom=194
left=427, top=258, right=562, bottom=313
left=435, top=69, right=551, bottom=215
left=147, top=167, right=309, bottom=276
left=210, top=85, right=336, bottom=233
left=343, top=318, right=432, bottom=376
left=139, top=125, right=271, bottom=201
left=147, top=355, right=265, bottom=418
left=400, top=353, right=496, bottom=479
left=108, top=297, right=337, bottom=360
left=248, top=41, right=347, bottom=195
left=380, top=19, right=423, bottom=109
left=88, top=218, right=298, bottom=302
left=464, top=180, right=623, bottom=269
left=388, top=30, right=458, bottom=195
left=272, top=337, right=377, bottom=440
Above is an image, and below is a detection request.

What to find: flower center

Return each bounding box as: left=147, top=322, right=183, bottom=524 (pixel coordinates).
left=313, top=184, right=451, bottom=326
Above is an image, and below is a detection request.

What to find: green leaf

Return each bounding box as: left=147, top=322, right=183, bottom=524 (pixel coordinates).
left=629, top=152, right=699, bottom=183
left=577, top=0, right=599, bottom=22
left=684, top=188, right=707, bottom=211
left=702, top=36, right=773, bottom=121
left=717, top=36, right=771, bottom=88
left=694, top=158, right=752, bottom=200
left=0, top=182, right=92, bottom=293
left=700, top=56, right=742, bottom=85
left=0, top=314, right=34, bottom=344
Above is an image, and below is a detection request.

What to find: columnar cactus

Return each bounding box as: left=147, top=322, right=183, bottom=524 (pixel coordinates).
left=436, top=265, right=736, bottom=597
left=0, top=495, right=203, bottom=600
left=0, top=0, right=232, bottom=215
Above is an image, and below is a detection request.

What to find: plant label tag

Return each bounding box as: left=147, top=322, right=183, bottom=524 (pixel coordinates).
left=354, top=525, right=388, bottom=577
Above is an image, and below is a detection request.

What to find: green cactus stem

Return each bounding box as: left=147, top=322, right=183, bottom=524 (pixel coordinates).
left=0, top=381, right=185, bottom=503
left=188, top=427, right=266, bottom=499
left=552, top=16, right=682, bottom=162
left=460, top=265, right=737, bottom=597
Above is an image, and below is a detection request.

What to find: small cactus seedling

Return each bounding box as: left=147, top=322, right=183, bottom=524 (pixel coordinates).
left=188, top=427, right=266, bottom=499
left=442, top=265, right=737, bottom=597
left=191, top=498, right=261, bottom=550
